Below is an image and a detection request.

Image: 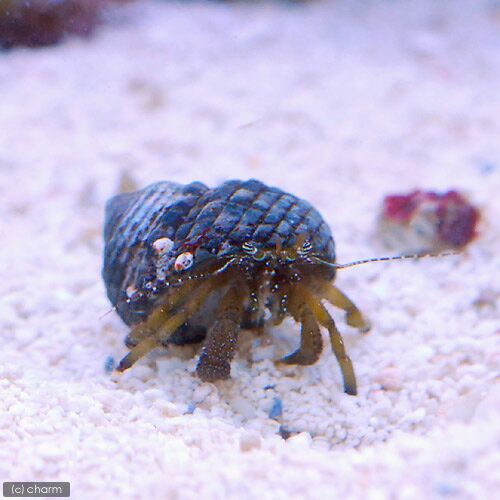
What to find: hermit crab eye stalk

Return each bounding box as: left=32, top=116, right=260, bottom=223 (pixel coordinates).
left=242, top=241, right=267, bottom=261
left=242, top=241, right=258, bottom=255
left=297, top=239, right=313, bottom=256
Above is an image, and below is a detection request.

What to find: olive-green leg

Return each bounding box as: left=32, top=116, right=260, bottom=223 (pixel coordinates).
left=124, top=278, right=199, bottom=347
left=320, top=282, right=371, bottom=332
left=299, top=284, right=357, bottom=395
left=117, top=278, right=216, bottom=372
left=279, top=290, right=323, bottom=365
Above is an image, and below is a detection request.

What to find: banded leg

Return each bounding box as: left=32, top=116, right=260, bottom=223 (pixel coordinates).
left=299, top=284, right=357, bottom=395
left=319, top=281, right=370, bottom=332
left=196, top=283, right=246, bottom=382
left=117, top=278, right=215, bottom=372
left=279, top=289, right=323, bottom=365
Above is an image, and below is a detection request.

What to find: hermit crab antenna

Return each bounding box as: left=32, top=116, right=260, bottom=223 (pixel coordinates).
left=331, top=250, right=461, bottom=270
left=99, top=306, right=116, bottom=320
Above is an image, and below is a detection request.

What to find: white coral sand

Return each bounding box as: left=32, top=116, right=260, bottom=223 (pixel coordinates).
left=0, top=1, right=498, bottom=498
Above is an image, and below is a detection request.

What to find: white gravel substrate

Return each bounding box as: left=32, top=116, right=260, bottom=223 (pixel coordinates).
left=0, top=0, right=499, bottom=498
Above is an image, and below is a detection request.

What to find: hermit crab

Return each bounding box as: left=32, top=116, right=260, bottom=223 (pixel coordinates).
left=102, top=179, right=376, bottom=395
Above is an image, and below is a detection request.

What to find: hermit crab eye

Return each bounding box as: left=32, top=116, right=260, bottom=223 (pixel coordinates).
left=174, top=252, right=194, bottom=272
left=242, top=241, right=267, bottom=261
left=242, top=242, right=258, bottom=255
left=297, top=240, right=313, bottom=256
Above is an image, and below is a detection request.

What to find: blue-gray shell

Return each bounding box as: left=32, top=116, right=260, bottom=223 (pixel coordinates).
left=103, top=179, right=336, bottom=325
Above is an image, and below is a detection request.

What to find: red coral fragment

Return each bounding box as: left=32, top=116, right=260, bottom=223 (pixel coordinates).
left=435, top=192, right=479, bottom=247
left=383, top=190, right=422, bottom=222
left=380, top=189, right=479, bottom=252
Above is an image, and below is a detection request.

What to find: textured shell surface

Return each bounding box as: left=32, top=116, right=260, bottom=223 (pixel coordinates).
left=103, top=179, right=336, bottom=326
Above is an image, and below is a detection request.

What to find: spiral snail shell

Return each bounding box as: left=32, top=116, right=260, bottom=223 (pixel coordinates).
left=102, top=179, right=370, bottom=394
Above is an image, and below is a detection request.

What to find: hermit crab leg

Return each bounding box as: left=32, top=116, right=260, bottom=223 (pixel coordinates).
left=240, top=287, right=265, bottom=329
left=116, top=337, right=159, bottom=373
left=318, top=281, right=371, bottom=332
left=117, top=278, right=217, bottom=372
left=298, top=284, right=357, bottom=395
left=196, top=281, right=247, bottom=383
left=279, top=295, right=323, bottom=366
left=125, top=278, right=200, bottom=347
